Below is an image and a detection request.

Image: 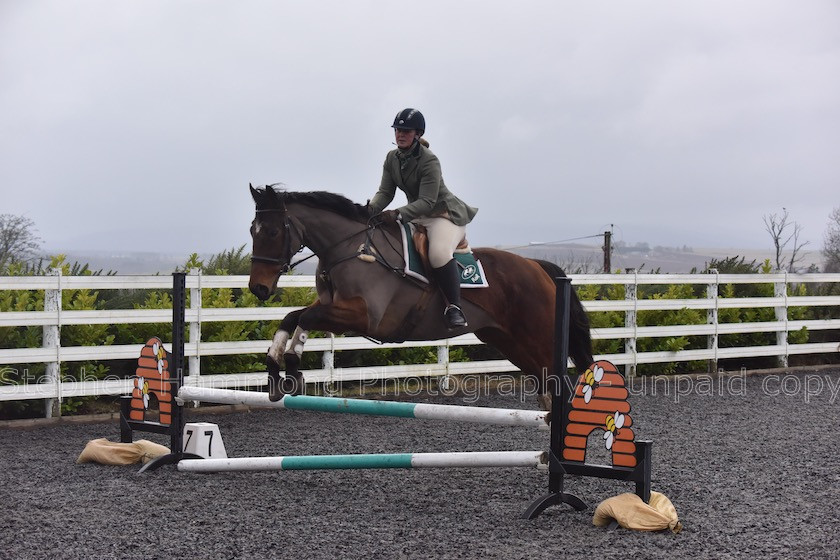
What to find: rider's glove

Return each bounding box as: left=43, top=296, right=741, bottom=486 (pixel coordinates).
left=373, top=209, right=400, bottom=225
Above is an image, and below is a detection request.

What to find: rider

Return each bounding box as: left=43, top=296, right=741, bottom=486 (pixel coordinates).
left=368, top=108, right=478, bottom=329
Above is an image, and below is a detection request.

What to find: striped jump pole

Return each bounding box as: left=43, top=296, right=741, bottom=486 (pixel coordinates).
left=178, top=451, right=547, bottom=473
left=179, top=386, right=549, bottom=429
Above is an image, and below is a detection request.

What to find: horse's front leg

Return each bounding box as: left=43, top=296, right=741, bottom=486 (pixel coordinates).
left=296, top=297, right=370, bottom=333
left=278, top=325, right=309, bottom=398
left=279, top=298, right=371, bottom=398
left=266, top=304, right=315, bottom=401
left=267, top=299, right=369, bottom=400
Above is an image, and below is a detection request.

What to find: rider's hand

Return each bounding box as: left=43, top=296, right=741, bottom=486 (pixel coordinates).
left=375, top=209, right=401, bottom=225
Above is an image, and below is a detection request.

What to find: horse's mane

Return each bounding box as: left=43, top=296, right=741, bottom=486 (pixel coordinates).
left=253, top=186, right=370, bottom=223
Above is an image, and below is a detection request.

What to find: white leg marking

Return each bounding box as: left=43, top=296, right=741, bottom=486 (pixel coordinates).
left=268, top=329, right=290, bottom=363
left=289, top=327, right=309, bottom=357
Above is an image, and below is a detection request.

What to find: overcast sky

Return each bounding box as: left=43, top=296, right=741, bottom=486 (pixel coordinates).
left=2, top=1, right=838, bottom=257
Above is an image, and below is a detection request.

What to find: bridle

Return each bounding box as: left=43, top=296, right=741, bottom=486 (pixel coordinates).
left=250, top=208, right=308, bottom=274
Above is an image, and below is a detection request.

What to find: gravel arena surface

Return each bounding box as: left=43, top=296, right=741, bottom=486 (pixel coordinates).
left=2, top=368, right=840, bottom=560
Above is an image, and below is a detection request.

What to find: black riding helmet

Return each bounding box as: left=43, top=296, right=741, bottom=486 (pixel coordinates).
left=392, top=108, right=425, bottom=136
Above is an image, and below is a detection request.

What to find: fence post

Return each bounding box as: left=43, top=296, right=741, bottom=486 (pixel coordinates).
left=624, top=268, right=637, bottom=378
left=43, top=268, right=62, bottom=418
left=437, top=342, right=451, bottom=391
left=188, top=268, right=202, bottom=384
left=602, top=230, right=612, bottom=273
left=707, top=269, right=719, bottom=373
left=324, top=333, right=335, bottom=392
left=774, top=271, right=789, bottom=368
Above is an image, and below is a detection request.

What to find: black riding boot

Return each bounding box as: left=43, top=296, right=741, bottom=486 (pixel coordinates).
left=432, top=259, right=467, bottom=328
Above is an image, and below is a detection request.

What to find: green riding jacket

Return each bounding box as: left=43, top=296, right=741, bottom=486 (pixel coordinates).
left=369, top=140, right=478, bottom=226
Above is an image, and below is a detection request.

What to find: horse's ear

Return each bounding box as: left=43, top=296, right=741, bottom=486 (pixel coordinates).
left=265, top=187, right=286, bottom=210
left=250, top=183, right=260, bottom=203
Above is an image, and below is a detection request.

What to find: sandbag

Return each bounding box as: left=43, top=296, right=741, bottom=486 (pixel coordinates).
left=76, top=438, right=170, bottom=466
left=593, top=491, right=682, bottom=533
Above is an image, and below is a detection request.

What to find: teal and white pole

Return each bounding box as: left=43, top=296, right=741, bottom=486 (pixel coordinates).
left=178, top=386, right=548, bottom=429
left=177, top=451, right=547, bottom=473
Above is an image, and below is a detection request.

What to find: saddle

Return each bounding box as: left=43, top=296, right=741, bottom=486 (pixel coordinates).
left=400, top=221, right=488, bottom=288
left=356, top=221, right=487, bottom=288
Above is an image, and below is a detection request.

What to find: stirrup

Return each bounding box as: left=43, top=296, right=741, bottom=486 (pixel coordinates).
left=444, top=304, right=468, bottom=328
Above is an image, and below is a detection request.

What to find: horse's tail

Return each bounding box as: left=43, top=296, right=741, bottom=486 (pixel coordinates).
left=531, top=259, right=594, bottom=372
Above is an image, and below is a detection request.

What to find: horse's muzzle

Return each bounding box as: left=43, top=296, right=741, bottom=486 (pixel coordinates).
left=249, top=283, right=272, bottom=301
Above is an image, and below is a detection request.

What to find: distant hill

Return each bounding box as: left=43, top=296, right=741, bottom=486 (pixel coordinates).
left=42, top=250, right=191, bottom=275
left=504, top=243, right=823, bottom=273
left=42, top=243, right=824, bottom=276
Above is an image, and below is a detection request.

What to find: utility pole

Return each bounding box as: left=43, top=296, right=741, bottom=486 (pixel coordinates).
left=602, top=230, right=612, bottom=273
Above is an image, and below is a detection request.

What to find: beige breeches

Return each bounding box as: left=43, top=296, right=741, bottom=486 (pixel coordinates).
left=412, top=216, right=467, bottom=268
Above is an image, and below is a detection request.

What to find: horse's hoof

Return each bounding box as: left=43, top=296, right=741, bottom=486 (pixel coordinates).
left=282, top=353, right=304, bottom=396
left=279, top=375, right=303, bottom=396
left=268, top=385, right=285, bottom=402
left=267, top=371, right=284, bottom=402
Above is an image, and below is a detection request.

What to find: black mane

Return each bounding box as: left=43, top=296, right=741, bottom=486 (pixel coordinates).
left=253, top=186, right=370, bottom=223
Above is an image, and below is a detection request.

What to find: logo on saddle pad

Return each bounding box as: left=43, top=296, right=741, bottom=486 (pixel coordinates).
left=461, top=264, right=477, bottom=281
left=400, top=223, right=489, bottom=288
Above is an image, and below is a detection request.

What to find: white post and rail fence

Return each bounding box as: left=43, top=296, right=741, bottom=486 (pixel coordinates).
left=1, top=271, right=839, bottom=418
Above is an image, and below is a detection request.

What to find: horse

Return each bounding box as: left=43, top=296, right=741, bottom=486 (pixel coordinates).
left=247, top=185, right=593, bottom=410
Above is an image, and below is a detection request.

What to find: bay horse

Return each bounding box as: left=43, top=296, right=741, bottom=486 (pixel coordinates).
left=247, top=186, right=593, bottom=410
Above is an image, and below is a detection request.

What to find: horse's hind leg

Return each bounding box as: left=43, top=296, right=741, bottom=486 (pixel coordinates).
left=473, top=327, right=554, bottom=412
left=537, top=392, right=552, bottom=413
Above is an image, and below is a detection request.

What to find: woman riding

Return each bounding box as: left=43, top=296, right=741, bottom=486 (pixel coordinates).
left=368, top=108, right=478, bottom=329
